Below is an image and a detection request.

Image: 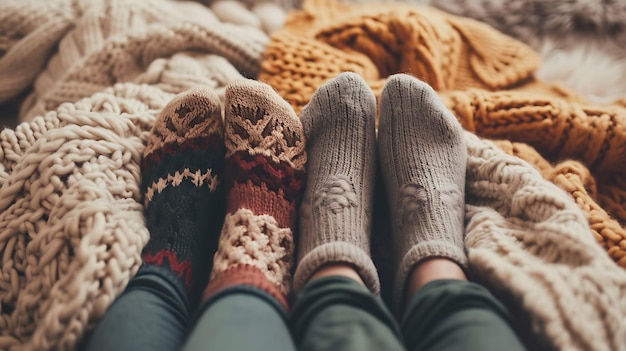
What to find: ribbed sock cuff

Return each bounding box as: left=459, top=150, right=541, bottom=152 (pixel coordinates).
left=293, top=241, right=380, bottom=295
left=203, top=264, right=288, bottom=311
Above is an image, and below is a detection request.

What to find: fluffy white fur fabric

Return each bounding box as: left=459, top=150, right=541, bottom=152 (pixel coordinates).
left=423, top=0, right=626, bottom=103
left=536, top=36, right=626, bottom=104
left=427, top=0, right=626, bottom=43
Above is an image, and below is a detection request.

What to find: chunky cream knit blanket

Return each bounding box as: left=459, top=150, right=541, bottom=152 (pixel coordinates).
left=0, top=0, right=625, bottom=350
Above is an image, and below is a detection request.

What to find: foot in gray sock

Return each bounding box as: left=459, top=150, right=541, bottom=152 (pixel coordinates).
left=378, top=74, right=468, bottom=306
left=293, top=72, right=380, bottom=294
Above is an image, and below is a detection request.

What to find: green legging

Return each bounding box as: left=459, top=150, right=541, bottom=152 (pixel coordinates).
left=84, top=266, right=525, bottom=351
left=291, top=277, right=525, bottom=351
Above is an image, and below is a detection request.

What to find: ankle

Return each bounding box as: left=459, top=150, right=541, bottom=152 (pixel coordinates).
left=308, top=263, right=366, bottom=286
left=405, top=257, right=467, bottom=305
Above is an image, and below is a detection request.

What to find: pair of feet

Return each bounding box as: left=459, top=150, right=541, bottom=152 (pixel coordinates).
left=296, top=73, right=467, bottom=310
left=141, top=79, right=305, bottom=309
left=140, top=72, right=467, bottom=312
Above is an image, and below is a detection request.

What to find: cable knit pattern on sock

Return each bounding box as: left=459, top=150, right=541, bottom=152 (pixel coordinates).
left=205, top=79, right=306, bottom=308
left=378, top=75, right=467, bottom=307
left=212, top=209, right=293, bottom=289
left=295, top=72, right=380, bottom=294
left=312, top=175, right=358, bottom=212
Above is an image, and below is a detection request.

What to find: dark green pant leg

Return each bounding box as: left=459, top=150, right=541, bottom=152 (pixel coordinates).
left=291, top=276, right=404, bottom=351
left=183, top=286, right=296, bottom=351
left=82, top=266, right=191, bottom=351
left=402, top=279, right=526, bottom=351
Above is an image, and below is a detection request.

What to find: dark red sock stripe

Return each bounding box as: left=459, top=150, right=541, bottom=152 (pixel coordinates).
left=224, top=152, right=305, bottom=201
left=143, top=250, right=193, bottom=293
left=142, top=134, right=224, bottom=171
left=226, top=180, right=297, bottom=228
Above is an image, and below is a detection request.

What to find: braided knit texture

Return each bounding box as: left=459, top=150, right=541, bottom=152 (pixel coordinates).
left=464, top=132, right=626, bottom=351
left=0, top=0, right=270, bottom=349
left=259, top=0, right=626, bottom=269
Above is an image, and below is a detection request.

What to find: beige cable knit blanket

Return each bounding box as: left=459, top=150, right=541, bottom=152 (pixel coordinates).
left=0, top=0, right=625, bottom=350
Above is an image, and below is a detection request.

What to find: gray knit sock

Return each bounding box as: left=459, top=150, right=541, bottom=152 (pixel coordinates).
left=293, top=72, right=380, bottom=294
left=378, top=74, right=468, bottom=305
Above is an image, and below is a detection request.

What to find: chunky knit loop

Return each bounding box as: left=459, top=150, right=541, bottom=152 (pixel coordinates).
left=464, top=132, right=626, bottom=351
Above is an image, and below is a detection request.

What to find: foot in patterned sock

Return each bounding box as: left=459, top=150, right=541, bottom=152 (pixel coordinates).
left=378, top=74, right=467, bottom=308
left=293, top=72, right=380, bottom=295
left=141, top=86, right=225, bottom=303
left=203, top=79, right=306, bottom=310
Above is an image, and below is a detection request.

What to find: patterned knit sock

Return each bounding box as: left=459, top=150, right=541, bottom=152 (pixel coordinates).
left=203, top=79, right=306, bottom=310
left=141, top=86, right=225, bottom=302
left=378, top=74, right=468, bottom=304
left=293, top=72, right=380, bottom=294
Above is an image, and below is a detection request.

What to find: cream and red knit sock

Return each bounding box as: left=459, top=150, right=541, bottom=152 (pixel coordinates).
left=378, top=74, right=468, bottom=305
left=293, top=72, right=380, bottom=294
left=202, top=79, right=306, bottom=309
left=141, top=86, right=225, bottom=302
